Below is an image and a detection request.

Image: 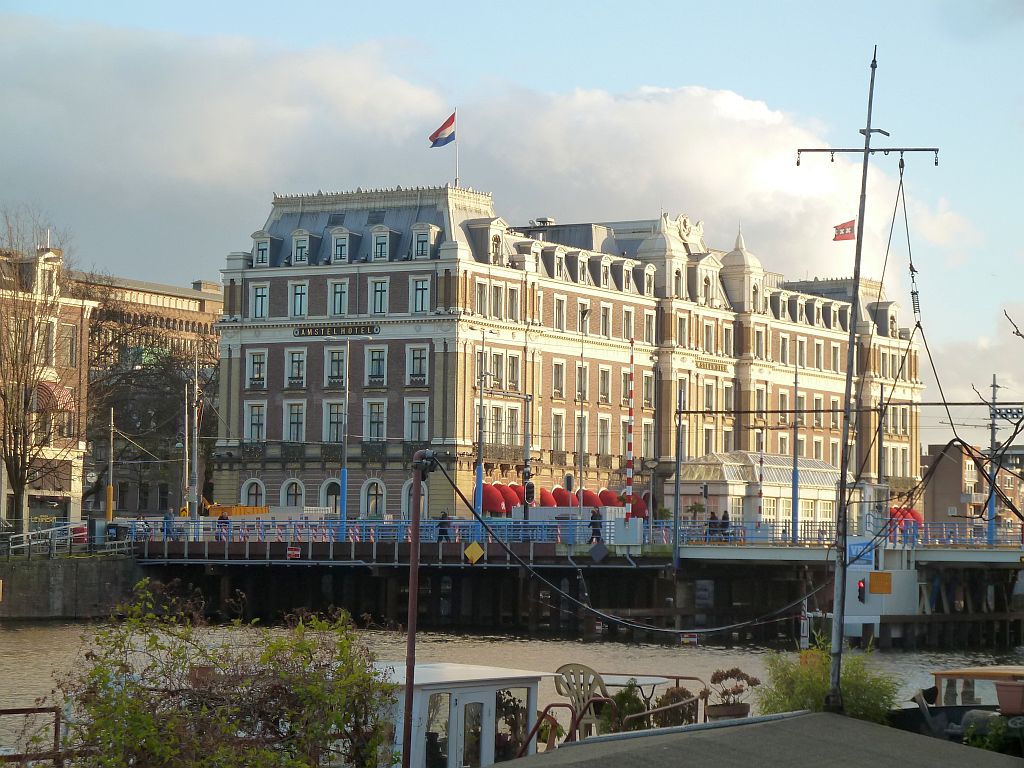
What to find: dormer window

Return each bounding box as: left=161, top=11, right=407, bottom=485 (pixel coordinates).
left=702, top=276, right=711, bottom=304
left=644, top=272, right=655, bottom=296
left=293, top=237, right=308, bottom=264
left=624, top=269, right=633, bottom=292
left=579, top=259, right=589, bottom=285
left=555, top=254, right=565, bottom=279
left=255, top=240, right=269, bottom=266
left=333, top=236, right=348, bottom=263
left=490, top=235, right=501, bottom=265
left=374, top=235, right=388, bottom=261
left=602, top=264, right=611, bottom=288
left=410, top=222, right=439, bottom=260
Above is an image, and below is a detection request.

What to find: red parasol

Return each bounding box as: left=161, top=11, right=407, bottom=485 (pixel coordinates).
left=509, top=484, right=526, bottom=503
left=579, top=489, right=602, bottom=507
left=538, top=488, right=557, bottom=507
left=552, top=487, right=574, bottom=506
left=494, top=484, right=520, bottom=513
left=481, top=484, right=507, bottom=516
left=599, top=489, right=623, bottom=507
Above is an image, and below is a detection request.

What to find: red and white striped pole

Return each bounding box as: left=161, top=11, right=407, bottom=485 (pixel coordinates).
left=625, top=338, right=635, bottom=518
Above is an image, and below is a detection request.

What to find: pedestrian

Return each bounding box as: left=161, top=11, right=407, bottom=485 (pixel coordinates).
left=590, top=508, right=602, bottom=543
left=135, top=514, right=149, bottom=540
left=437, top=511, right=451, bottom=542
left=707, top=510, right=718, bottom=542
left=721, top=510, right=731, bottom=542
left=162, top=509, right=175, bottom=541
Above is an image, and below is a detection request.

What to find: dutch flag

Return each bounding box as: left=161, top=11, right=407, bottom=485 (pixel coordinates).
left=429, top=112, right=456, bottom=148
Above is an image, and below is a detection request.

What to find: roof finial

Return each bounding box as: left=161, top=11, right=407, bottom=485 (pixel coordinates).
left=735, top=223, right=746, bottom=252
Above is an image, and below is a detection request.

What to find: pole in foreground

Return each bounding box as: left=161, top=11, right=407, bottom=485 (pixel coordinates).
left=402, top=449, right=432, bottom=768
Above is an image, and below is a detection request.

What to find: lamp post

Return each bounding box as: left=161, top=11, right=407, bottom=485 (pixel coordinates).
left=340, top=335, right=372, bottom=528
left=644, top=457, right=659, bottom=541
left=577, top=307, right=589, bottom=518
left=470, top=327, right=496, bottom=516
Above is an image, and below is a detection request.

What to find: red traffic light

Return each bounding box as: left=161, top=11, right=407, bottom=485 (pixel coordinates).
left=857, top=579, right=866, bottom=603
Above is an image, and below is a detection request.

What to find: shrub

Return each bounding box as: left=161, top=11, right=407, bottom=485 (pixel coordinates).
left=597, top=680, right=649, bottom=733
left=652, top=686, right=698, bottom=728
left=47, top=579, right=397, bottom=767
left=701, top=668, right=761, bottom=706
left=756, top=638, right=899, bottom=724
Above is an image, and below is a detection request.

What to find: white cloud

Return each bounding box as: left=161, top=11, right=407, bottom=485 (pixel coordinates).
left=0, top=15, right=978, bottom=339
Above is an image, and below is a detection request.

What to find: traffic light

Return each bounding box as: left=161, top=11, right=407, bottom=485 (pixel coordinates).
left=857, top=579, right=866, bottom=603
left=701, top=483, right=709, bottom=500
left=524, top=481, right=536, bottom=505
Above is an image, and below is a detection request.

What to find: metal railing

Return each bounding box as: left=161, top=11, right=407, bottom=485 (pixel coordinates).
left=126, top=515, right=1024, bottom=558
left=3, top=522, right=135, bottom=560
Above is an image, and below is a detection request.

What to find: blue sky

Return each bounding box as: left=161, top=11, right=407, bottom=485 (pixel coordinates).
left=1, top=0, right=1021, bottom=443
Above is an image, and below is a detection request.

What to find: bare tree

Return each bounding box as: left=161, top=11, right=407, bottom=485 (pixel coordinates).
left=0, top=208, right=91, bottom=532
left=66, top=272, right=218, bottom=512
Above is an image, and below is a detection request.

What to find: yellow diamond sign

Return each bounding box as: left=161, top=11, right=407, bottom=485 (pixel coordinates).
left=464, top=541, right=484, bottom=564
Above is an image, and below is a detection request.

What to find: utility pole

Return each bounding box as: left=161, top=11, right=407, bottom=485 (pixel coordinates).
left=672, top=386, right=682, bottom=570
left=190, top=354, right=200, bottom=520
left=791, top=357, right=799, bottom=544
left=797, top=47, right=938, bottom=713
left=105, top=407, right=114, bottom=523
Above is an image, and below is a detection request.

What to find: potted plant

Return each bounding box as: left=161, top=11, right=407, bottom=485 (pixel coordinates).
left=995, top=680, right=1024, bottom=715
left=701, top=668, right=761, bottom=720
left=597, top=680, right=649, bottom=733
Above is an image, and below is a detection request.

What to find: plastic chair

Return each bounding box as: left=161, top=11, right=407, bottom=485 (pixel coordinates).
left=554, top=663, right=610, bottom=739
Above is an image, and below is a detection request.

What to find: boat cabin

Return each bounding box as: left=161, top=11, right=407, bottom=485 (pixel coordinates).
left=377, top=661, right=549, bottom=768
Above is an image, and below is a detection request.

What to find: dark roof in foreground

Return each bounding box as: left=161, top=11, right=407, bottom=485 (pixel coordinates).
left=510, top=712, right=1020, bottom=768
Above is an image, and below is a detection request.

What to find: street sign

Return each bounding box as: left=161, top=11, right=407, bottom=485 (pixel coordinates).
left=286, top=545, right=301, bottom=560
left=464, top=541, right=484, bottom=564
left=847, top=538, right=874, bottom=571
left=86, top=472, right=98, bottom=484
left=869, top=571, right=893, bottom=595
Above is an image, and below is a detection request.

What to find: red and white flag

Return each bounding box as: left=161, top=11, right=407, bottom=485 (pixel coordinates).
left=833, top=220, right=856, bottom=241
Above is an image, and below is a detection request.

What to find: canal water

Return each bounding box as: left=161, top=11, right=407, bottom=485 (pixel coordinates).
left=2, top=621, right=1022, bottom=745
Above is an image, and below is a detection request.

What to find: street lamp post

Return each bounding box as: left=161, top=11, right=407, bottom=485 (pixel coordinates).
left=577, top=307, right=589, bottom=518
left=471, top=327, right=496, bottom=517
left=340, top=336, right=372, bottom=528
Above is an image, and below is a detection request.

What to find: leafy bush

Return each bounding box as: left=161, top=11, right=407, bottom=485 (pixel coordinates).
left=47, top=580, right=397, bottom=767
left=652, top=686, right=698, bottom=728
left=597, top=680, right=649, bottom=733
left=701, top=668, right=761, bottom=705
left=756, top=638, right=899, bottom=724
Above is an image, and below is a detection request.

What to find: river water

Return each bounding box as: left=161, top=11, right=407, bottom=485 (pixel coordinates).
left=2, top=622, right=1022, bottom=746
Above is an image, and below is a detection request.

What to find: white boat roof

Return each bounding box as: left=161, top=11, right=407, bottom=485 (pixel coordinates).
left=375, top=661, right=551, bottom=688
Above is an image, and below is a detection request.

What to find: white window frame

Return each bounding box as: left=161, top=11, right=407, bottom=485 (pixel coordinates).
left=411, top=277, right=430, bottom=314
left=284, top=347, right=307, bottom=388
left=323, top=399, right=346, bottom=443
left=250, top=283, right=269, bottom=319
left=366, top=345, right=388, bottom=385
left=623, top=308, right=634, bottom=340
left=407, top=344, right=429, bottom=384
left=292, top=235, right=309, bottom=264
left=244, top=401, right=267, bottom=442
left=364, top=399, right=387, bottom=442
left=283, top=400, right=306, bottom=443
left=254, top=239, right=269, bottom=266
left=329, top=280, right=349, bottom=317
left=370, top=277, right=390, bottom=315
left=405, top=398, right=429, bottom=441
left=325, top=347, right=346, bottom=386
left=246, top=349, right=267, bottom=387
left=288, top=280, right=309, bottom=318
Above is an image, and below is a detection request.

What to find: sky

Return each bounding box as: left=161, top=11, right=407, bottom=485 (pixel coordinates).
left=1, top=0, right=1021, bottom=447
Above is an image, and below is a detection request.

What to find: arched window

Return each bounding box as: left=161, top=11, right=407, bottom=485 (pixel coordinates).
left=365, top=480, right=385, bottom=518
left=752, top=284, right=759, bottom=311
left=402, top=480, right=428, bottom=519
left=674, top=270, right=682, bottom=298
left=323, top=480, right=341, bottom=511
left=242, top=480, right=264, bottom=506
left=283, top=480, right=303, bottom=508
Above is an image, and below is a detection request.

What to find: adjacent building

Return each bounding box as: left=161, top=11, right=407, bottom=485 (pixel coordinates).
left=922, top=442, right=1024, bottom=526
left=0, top=247, right=94, bottom=532
left=212, top=185, right=923, bottom=523
left=70, top=273, right=223, bottom=517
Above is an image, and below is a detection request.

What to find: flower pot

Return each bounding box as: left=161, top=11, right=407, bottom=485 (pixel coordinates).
left=995, top=681, right=1024, bottom=715
left=705, top=702, right=750, bottom=721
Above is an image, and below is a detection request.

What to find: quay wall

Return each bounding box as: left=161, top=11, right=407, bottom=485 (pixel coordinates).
left=0, top=556, right=142, bottom=619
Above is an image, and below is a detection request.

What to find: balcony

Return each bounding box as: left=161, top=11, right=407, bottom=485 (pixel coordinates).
left=598, top=454, right=613, bottom=469
left=241, top=441, right=266, bottom=460
left=286, top=376, right=305, bottom=389
left=361, top=441, right=387, bottom=463
left=408, top=374, right=427, bottom=387
left=248, top=377, right=266, bottom=390
left=366, top=375, right=386, bottom=388
left=481, top=442, right=523, bottom=463
left=281, top=442, right=306, bottom=462
left=550, top=449, right=568, bottom=467
left=326, top=375, right=346, bottom=389
left=320, top=443, right=343, bottom=462
left=961, top=492, right=988, bottom=505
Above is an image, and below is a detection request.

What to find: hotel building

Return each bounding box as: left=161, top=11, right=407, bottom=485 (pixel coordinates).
left=212, top=185, right=923, bottom=523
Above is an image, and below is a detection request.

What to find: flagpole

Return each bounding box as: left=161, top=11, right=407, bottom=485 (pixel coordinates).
left=454, top=108, right=460, bottom=188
